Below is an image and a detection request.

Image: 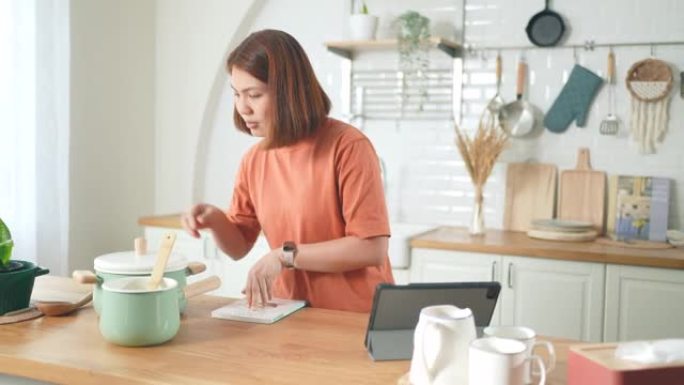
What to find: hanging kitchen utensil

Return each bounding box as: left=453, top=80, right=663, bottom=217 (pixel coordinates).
left=625, top=57, right=673, bottom=153
left=525, top=0, right=566, bottom=47
left=501, top=59, right=536, bottom=137
left=484, top=53, right=505, bottom=128
left=600, top=50, right=620, bottom=135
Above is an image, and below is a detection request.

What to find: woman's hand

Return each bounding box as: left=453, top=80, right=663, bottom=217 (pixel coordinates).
left=182, top=203, right=225, bottom=238
left=243, top=249, right=283, bottom=308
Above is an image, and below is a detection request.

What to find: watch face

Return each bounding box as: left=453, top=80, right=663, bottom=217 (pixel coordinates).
left=283, top=241, right=296, bottom=252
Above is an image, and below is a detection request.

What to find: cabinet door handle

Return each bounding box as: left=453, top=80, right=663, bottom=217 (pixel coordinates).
left=507, top=262, right=514, bottom=289
left=491, top=261, right=497, bottom=281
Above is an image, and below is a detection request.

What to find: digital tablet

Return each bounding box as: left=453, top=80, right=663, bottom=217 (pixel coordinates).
left=364, top=281, right=501, bottom=361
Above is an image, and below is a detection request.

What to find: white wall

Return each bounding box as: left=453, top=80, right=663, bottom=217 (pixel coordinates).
left=68, top=0, right=155, bottom=271
left=36, top=0, right=70, bottom=275
left=154, top=0, right=260, bottom=213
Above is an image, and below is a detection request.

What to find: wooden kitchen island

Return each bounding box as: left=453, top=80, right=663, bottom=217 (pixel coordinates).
left=1, top=276, right=573, bottom=384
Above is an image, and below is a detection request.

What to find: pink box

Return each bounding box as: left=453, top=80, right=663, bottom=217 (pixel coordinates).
left=567, top=343, right=684, bottom=385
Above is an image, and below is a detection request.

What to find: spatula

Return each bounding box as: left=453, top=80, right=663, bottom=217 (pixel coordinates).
left=600, top=50, right=619, bottom=135
left=148, top=233, right=176, bottom=290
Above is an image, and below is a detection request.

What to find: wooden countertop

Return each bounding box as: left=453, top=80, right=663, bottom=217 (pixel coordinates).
left=411, top=226, right=684, bottom=269
left=2, top=276, right=573, bottom=385
left=138, top=215, right=684, bottom=269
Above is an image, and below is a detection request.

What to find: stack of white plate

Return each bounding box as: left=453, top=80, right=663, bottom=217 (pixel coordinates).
left=667, top=230, right=684, bottom=247
left=527, top=219, right=597, bottom=242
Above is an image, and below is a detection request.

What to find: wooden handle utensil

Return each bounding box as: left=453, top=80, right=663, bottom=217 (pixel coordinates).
left=148, top=233, right=176, bottom=290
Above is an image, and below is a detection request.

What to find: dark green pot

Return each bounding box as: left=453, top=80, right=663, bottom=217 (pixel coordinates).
left=0, top=260, right=50, bottom=315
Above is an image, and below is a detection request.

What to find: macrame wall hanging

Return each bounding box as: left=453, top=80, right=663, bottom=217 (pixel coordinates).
left=625, top=58, right=674, bottom=154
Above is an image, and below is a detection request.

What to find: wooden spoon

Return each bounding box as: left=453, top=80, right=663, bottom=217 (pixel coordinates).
left=148, top=232, right=176, bottom=290
left=34, top=292, right=93, bottom=316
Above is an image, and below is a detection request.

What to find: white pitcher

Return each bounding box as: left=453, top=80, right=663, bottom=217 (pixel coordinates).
left=409, top=305, right=476, bottom=385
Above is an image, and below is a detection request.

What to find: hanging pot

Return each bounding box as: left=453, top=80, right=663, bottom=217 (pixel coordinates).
left=73, top=248, right=206, bottom=315
left=0, top=260, right=50, bottom=315
left=525, top=0, right=566, bottom=47
left=500, top=59, right=537, bottom=137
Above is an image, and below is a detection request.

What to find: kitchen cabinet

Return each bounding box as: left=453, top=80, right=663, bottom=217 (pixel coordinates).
left=410, top=248, right=500, bottom=324
left=498, top=256, right=605, bottom=343
left=409, top=248, right=605, bottom=342
left=214, top=235, right=269, bottom=297
left=604, top=264, right=684, bottom=341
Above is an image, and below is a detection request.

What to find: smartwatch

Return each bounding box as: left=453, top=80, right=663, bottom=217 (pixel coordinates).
left=282, top=241, right=297, bottom=269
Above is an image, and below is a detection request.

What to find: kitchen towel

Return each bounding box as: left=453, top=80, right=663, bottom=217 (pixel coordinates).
left=544, top=64, right=603, bottom=133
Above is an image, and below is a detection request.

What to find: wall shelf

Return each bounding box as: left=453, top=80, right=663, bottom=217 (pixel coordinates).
left=325, top=36, right=462, bottom=59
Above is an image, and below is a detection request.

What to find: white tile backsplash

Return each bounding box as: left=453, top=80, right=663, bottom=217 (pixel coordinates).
left=369, top=0, right=684, bottom=231
left=458, top=0, right=684, bottom=230
left=205, top=0, right=683, bottom=234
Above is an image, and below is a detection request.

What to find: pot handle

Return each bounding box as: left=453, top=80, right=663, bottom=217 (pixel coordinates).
left=72, top=270, right=99, bottom=284
left=184, top=275, right=221, bottom=299
left=34, top=267, right=50, bottom=277
left=185, top=262, right=207, bottom=276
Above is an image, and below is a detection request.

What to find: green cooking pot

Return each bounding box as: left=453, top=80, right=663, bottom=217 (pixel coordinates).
left=100, top=277, right=180, bottom=346
left=0, top=260, right=50, bottom=315
left=74, top=250, right=206, bottom=315
left=99, top=275, right=221, bottom=346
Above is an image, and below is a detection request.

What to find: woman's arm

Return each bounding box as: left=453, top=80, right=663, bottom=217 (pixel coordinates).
left=182, top=203, right=252, bottom=260
left=244, top=234, right=388, bottom=306
left=293, top=235, right=388, bottom=272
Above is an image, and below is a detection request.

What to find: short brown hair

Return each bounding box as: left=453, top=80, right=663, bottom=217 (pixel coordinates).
left=227, top=29, right=331, bottom=148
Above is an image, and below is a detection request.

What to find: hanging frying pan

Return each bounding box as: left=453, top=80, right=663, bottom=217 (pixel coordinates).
left=526, top=0, right=566, bottom=47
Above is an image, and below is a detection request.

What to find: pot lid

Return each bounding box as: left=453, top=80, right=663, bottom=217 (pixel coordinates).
left=94, top=251, right=188, bottom=274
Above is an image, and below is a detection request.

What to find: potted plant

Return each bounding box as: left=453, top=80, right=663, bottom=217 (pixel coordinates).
left=0, top=217, right=49, bottom=315
left=393, top=11, right=432, bottom=111
left=349, top=1, right=378, bottom=40
left=394, top=10, right=431, bottom=72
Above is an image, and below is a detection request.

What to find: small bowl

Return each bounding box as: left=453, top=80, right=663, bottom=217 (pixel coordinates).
left=666, top=229, right=684, bottom=243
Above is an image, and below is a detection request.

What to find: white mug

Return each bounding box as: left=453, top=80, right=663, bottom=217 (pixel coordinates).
left=483, top=326, right=556, bottom=384
left=469, top=337, right=546, bottom=385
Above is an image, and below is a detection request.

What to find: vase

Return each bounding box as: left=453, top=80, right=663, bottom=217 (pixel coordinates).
left=349, top=14, right=378, bottom=40
left=470, top=186, right=485, bottom=235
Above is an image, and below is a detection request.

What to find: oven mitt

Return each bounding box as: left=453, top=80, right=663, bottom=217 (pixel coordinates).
left=544, top=64, right=603, bottom=133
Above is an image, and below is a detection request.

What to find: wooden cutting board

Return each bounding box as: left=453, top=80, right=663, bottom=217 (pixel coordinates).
left=503, top=162, right=557, bottom=232
left=558, top=148, right=606, bottom=234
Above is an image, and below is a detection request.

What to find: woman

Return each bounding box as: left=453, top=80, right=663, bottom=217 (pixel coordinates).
left=182, top=29, right=393, bottom=312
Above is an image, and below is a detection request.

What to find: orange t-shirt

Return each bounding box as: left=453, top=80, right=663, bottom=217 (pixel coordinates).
left=226, top=118, right=393, bottom=312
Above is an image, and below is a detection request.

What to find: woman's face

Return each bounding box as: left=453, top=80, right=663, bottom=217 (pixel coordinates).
left=231, top=67, right=272, bottom=137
